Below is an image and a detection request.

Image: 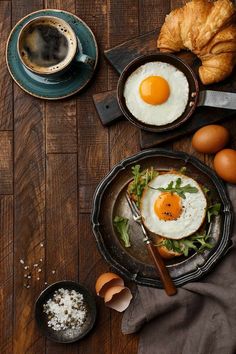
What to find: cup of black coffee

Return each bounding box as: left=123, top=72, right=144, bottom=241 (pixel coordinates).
left=17, top=16, right=95, bottom=77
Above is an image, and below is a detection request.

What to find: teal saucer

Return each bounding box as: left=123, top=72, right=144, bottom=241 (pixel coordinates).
left=6, top=10, right=98, bottom=99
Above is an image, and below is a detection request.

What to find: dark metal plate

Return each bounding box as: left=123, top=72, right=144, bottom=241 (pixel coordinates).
left=91, top=149, right=233, bottom=288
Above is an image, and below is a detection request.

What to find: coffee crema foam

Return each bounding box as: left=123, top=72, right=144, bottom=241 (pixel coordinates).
left=19, top=18, right=76, bottom=74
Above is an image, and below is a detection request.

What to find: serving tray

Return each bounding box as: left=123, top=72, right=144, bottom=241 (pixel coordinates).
left=93, top=30, right=236, bottom=148
left=91, top=149, right=233, bottom=288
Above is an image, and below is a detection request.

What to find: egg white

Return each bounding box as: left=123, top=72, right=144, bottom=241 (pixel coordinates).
left=123, top=62, right=189, bottom=126
left=140, top=173, right=207, bottom=239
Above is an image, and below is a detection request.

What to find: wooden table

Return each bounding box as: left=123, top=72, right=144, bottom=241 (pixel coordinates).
left=1, top=0, right=236, bottom=353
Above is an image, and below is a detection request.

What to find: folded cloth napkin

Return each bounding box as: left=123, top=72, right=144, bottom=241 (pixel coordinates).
left=122, top=185, right=236, bottom=354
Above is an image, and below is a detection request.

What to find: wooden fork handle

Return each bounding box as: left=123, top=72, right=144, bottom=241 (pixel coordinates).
left=146, top=241, right=177, bottom=296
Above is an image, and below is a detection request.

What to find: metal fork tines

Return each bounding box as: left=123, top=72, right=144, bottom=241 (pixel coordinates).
left=126, top=193, right=149, bottom=242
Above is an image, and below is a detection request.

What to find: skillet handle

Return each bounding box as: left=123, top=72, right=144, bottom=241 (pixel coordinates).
left=93, top=90, right=124, bottom=126
left=198, top=90, right=236, bottom=110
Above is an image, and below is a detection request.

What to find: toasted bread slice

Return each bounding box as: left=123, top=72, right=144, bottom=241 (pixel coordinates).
left=155, top=236, right=183, bottom=259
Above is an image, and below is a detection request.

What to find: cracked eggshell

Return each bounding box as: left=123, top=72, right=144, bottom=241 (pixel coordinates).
left=104, top=285, right=133, bottom=312
left=95, top=272, right=124, bottom=297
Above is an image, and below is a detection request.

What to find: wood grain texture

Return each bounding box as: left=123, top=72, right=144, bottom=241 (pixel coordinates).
left=78, top=214, right=111, bottom=354
left=46, top=99, right=77, bottom=154
left=0, top=131, right=13, bottom=194
left=139, top=0, right=170, bottom=34
left=108, top=2, right=139, bottom=354
left=45, top=0, right=77, bottom=154
left=108, top=0, right=139, bottom=168
left=13, top=85, right=46, bottom=354
left=0, top=196, right=13, bottom=354
left=13, top=2, right=45, bottom=352
left=0, top=1, right=12, bottom=130
left=75, top=1, right=111, bottom=353
left=76, top=0, right=109, bottom=213
left=46, top=154, right=78, bottom=354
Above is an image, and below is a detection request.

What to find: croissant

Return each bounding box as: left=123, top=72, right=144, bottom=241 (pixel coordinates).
left=157, top=0, right=236, bottom=85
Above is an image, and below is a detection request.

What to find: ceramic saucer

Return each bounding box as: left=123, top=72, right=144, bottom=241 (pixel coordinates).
left=6, top=9, right=98, bottom=100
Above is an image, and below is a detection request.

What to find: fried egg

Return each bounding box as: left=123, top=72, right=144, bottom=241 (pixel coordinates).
left=123, top=62, right=189, bottom=126
left=140, top=173, right=207, bottom=239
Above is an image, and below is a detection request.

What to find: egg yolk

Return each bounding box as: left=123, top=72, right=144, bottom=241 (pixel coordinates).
left=154, top=192, right=182, bottom=221
left=139, top=76, right=170, bottom=105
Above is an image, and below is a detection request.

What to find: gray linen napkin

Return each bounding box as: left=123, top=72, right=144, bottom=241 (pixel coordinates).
left=122, top=185, right=236, bottom=354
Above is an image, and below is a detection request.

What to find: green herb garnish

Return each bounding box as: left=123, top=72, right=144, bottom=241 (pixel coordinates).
left=157, top=231, right=213, bottom=257
left=113, top=216, right=131, bottom=248
left=150, top=177, right=198, bottom=199
left=202, top=186, right=210, bottom=195
left=207, top=203, right=221, bottom=223
left=128, top=165, right=157, bottom=207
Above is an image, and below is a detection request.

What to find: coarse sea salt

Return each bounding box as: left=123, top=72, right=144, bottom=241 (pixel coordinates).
left=43, top=288, right=87, bottom=331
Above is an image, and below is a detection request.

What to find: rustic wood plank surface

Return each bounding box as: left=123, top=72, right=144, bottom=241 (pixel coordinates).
left=1, top=0, right=236, bottom=354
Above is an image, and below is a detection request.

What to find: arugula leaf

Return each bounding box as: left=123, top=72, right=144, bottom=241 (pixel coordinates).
left=207, top=203, right=221, bottom=223
left=113, top=216, right=131, bottom=248
left=128, top=165, right=157, bottom=207
left=157, top=230, right=214, bottom=256
left=151, top=177, right=198, bottom=199
left=202, top=186, right=210, bottom=195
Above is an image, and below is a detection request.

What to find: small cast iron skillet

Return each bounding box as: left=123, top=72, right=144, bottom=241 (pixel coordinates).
left=116, top=53, right=199, bottom=133
left=94, top=53, right=235, bottom=133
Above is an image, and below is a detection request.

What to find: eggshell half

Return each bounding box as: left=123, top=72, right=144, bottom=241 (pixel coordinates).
left=95, top=272, right=124, bottom=297
left=104, top=286, right=133, bottom=312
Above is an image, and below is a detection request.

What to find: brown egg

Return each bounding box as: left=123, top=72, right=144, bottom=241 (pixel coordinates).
left=95, top=272, right=124, bottom=297
left=214, top=149, right=236, bottom=184
left=104, top=285, right=133, bottom=312
left=192, top=125, right=229, bottom=153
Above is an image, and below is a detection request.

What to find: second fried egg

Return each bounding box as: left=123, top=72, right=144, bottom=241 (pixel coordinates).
left=140, top=173, right=207, bottom=239
left=123, top=62, right=189, bottom=126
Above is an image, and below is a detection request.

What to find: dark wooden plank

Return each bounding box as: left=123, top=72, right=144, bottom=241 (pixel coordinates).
left=75, top=1, right=111, bottom=353
left=108, top=1, right=139, bottom=354
left=0, top=131, right=13, bottom=194
left=45, top=0, right=74, bottom=8
left=46, top=154, right=78, bottom=354
left=12, top=0, right=43, bottom=25
left=44, top=1, right=78, bottom=350
left=78, top=214, right=111, bottom=354
left=46, top=100, right=77, bottom=153
left=139, top=0, right=170, bottom=34
left=45, top=0, right=77, bottom=154
left=105, top=30, right=158, bottom=74
left=12, top=2, right=45, bottom=353
left=108, top=0, right=140, bottom=168
left=0, top=196, right=13, bottom=354
left=13, top=85, right=46, bottom=354
left=76, top=0, right=109, bottom=213
left=0, top=1, right=12, bottom=130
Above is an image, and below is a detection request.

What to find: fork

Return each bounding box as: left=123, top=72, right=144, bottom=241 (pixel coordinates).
left=126, top=193, right=177, bottom=296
